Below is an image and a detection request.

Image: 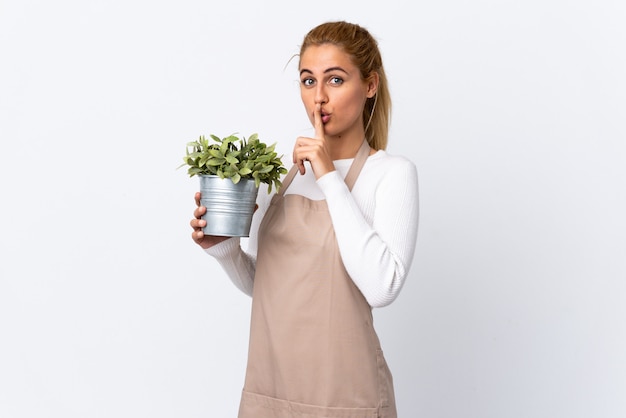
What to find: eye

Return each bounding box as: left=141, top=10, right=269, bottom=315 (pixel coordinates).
left=329, top=76, right=343, bottom=85
left=301, top=77, right=315, bottom=87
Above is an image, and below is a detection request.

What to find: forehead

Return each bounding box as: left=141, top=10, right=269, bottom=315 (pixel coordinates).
left=299, top=43, right=356, bottom=73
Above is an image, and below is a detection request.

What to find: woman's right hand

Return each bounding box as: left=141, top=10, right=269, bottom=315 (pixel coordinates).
left=190, top=192, right=230, bottom=249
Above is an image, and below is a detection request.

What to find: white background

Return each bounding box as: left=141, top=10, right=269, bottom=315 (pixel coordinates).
left=1, top=0, right=625, bottom=417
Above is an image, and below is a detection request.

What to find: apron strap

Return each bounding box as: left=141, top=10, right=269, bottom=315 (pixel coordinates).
left=344, top=140, right=371, bottom=191
left=278, top=140, right=371, bottom=196
left=277, top=166, right=299, bottom=196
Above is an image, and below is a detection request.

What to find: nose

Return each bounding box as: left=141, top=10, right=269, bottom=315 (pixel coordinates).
left=314, top=85, right=327, bottom=105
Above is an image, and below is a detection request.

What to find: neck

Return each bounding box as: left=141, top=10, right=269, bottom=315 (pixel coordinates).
left=327, top=135, right=366, bottom=160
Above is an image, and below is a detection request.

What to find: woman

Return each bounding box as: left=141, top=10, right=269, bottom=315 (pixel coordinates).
left=190, top=21, right=419, bottom=418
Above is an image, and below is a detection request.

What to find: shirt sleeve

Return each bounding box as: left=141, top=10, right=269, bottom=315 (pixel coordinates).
left=204, top=237, right=256, bottom=296
left=316, top=159, right=419, bottom=308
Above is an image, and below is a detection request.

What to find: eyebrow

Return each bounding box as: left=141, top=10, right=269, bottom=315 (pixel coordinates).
left=299, top=66, right=349, bottom=76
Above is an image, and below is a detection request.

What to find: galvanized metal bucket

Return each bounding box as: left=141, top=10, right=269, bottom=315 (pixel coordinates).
left=199, top=175, right=259, bottom=237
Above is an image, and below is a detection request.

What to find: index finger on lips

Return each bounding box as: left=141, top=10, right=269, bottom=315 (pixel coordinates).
left=314, top=103, right=324, bottom=140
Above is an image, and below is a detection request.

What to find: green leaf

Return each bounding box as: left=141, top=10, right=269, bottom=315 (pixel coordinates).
left=187, top=151, right=203, bottom=159
left=188, top=167, right=202, bottom=177
left=239, top=167, right=252, bottom=176
left=209, top=149, right=223, bottom=158
left=207, top=158, right=226, bottom=166
left=220, top=141, right=228, bottom=155
left=225, top=155, right=238, bottom=164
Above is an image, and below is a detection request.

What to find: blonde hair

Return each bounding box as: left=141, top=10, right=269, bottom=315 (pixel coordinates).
left=299, top=21, right=391, bottom=150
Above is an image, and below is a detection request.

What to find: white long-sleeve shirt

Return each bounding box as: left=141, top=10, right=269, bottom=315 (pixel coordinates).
left=205, top=149, right=419, bottom=308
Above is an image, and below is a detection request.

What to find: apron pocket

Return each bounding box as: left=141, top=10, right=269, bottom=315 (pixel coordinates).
left=239, top=390, right=381, bottom=418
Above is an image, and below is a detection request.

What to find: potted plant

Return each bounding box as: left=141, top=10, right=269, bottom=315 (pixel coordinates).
left=180, top=133, right=287, bottom=237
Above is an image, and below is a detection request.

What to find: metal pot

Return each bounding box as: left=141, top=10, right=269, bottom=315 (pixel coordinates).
left=198, top=175, right=259, bottom=237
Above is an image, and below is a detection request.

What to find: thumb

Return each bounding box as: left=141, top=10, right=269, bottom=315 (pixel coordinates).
left=314, top=103, right=325, bottom=140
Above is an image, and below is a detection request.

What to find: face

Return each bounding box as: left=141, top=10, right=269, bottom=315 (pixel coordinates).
left=299, top=44, right=377, bottom=140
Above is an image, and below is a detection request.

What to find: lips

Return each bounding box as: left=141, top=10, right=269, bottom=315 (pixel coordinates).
left=321, top=112, right=330, bottom=124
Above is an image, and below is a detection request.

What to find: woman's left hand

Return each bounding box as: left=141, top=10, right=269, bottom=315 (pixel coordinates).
left=293, top=103, right=335, bottom=179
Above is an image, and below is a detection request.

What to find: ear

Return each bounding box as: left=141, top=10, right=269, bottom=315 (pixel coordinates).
left=366, top=72, right=379, bottom=98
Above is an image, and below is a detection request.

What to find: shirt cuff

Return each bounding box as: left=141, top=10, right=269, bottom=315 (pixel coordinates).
left=204, top=237, right=241, bottom=259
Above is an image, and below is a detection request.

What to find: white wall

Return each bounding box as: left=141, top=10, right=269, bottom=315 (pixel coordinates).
left=1, top=0, right=624, bottom=417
